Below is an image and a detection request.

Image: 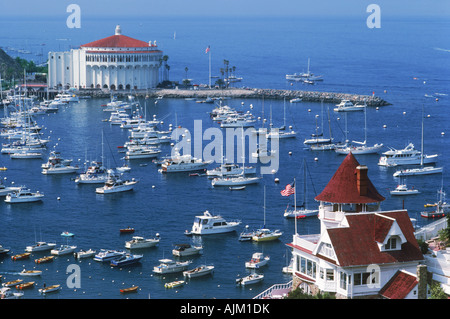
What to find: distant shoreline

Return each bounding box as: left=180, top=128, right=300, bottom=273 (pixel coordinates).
left=77, top=87, right=390, bottom=106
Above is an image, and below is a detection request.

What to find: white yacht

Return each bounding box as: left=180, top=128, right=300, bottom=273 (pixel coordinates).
left=245, top=252, right=270, bottom=269
left=125, top=147, right=161, bottom=160
left=41, top=151, right=73, bottom=169
left=25, top=242, right=56, bottom=252
left=95, top=171, right=138, bottom=194
left=4, top=186, right=44, bottom=203
left=393, top=166, right=443, bottom=177
left=378, top=143, right=438, bottom=167
left=153, top=259, right=192, bottom=274
left=0, top=181, right=21, bottom=196
left=42, top=162, right=78, bottom=175
left=333, top=100, right=365, bottom=112
left=211, top=174, right=261, bottom=187
left=125, top=236, right=160, bottom=249
left=206, top=163, right=256, bottom=177
left=74, top=249, right=96, bottom=259
left=390, top=184, right=420, bottom=196
left=75, top=161, right=108, bottom=184
left=183, top=265, right=215, bottom=278
left=236, top=273, right=264, bottom=286
left=172, top=244, right=203, bottom=257
left=160, top=153, right=211, bottom=173
left=185, top=210, right=241, bottom=235
left=93, top=249, right=126, bottom=262
left=50, top=245, right=77, bottom=255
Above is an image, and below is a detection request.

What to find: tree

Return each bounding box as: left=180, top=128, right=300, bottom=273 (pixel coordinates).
left=429, top=281, right=448, bottom=299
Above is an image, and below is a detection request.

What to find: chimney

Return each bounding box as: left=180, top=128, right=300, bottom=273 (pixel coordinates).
left=356, top=165, right=368, bottom=196
left=416, top=264, right=428, bottom=299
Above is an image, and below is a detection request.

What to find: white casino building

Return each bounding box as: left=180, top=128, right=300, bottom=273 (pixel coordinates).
left=48, top=25, right=163, bottom=90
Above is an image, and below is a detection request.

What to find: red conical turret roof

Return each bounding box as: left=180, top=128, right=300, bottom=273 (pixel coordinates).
left=315, top=153, right=385, bottom=204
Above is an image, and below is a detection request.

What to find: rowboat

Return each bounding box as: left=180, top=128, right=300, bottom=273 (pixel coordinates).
left=164, top=280, right=185, bottom=289
left=16, top=281, right=35, bottom=290
left=35, top=256, right=55, bottom=264
left=11, top=253, right=31, bottom=261
left=229, top=186, right=246, bottom=191
left=19, top=270, right=42, bottom=276
left=2, top=279, right=23, bottom=287
left=120, top=227, right=135, bottom=234
left=38, top=284, right=61, bottom=294
left=120, top=286, right=139, bottom=294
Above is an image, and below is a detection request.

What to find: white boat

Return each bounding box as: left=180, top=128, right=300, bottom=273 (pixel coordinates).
left=125, top=147, right=161, bottom=160
left=211, top=174, right=261, bottom=187
left=185, top=210, right=241, bottom=235
left=19, top=269, right=42, bottom=276
left=5, top=186, right=44, bottom=203
left=55, top=92, right=79, bottom=103
left=421, top=187, right=449, bottom=218
left=333, top=100, right=365, bottom=112
left=153, top=259, right=192, bottom=274
left=172, top=244, right=203, bottom=257
left=378, top=143, right=438, bottom=167
left=10, top=149, right=43, bottom=159
left=116, top=164, right=131, bottom=173
left=95, top=171, right=138, bottom=194
left=393, top=166, right=443, bottom=177
left=42, top=163, right=78, bottom=175
left=75, top=161, right=108, bottom=184
left=286, top=58, right=323, bottom=82
left=206, top=163, right=256, bottom=177
left=236, top=273, right=264, bottom=286
left=0, top=287, right=24, bottom=299
left=0, top=181, right=21, bottom=196
left=390, top=184, right=420, bottom=195
left=38, top=284, right=61, bottom=294
left=252, top=186, right=283, bottom=242
left=245, top=252, right=270, bottom=269
left=51, top=245, right=77, bottom=255
left=125, top=236, right=160, bottom=249
left=220, top=115, right=256, bottom=128
left=26, top=242, right=56, bottom=252
left=93, top=249, right=126, bottom=262
left=289, top=98, right=302, bottom=103
left=74, top=249, right=96, bottom=259
left=183, top=265, right=215, bottom=278
left=160, top=152, right=211, bottom=173
left=41, top=151, right=73, bottom=169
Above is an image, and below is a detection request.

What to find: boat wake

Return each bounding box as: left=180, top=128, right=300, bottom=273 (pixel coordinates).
left=434, top=47, right=450, bottom=53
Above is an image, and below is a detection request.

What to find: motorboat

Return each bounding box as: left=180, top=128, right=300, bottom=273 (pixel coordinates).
left=0, top=181, right=21, bottom=197
left=390, top=184, right=420, bottom=196
left=252, top=228, right=283, bottom=242
left=25, top=242, right=56, bottom=252
left=0, top=244, right=10, bottom=255
left=153, top=259, right=192, bottom=274
left=120, top=227, right=135, bottom=234
left=116, top=164, right=131, bottom=173
left=421, top=187, right=449, bottom=218
left=110, top=254, right=143, bottom=267
left=41, top=151, right=73, bottom=169
left=220, top=116, right=256, bottom=128
left=172, top=244, right=203, bottom=257
left=289, top=98, right=302, bottom=103
left=93, top=249, right=126, bottom=262
left=251, top=147, right=277, bottom=159
left=2, top=279, right=23, bottom=287
left=333, top=100, right=365, bottom=112
left=183, top=265, right=215, bottom=278
left=42, top=162, right=78, bottom=175
left=120, top=286, right=139, bottom=294
left=245, top=252, right=270, bottom=269
left=335, top=141, right=384, bottom=155
left=239, top=226, right=255, bottom=241
left=125, top=147, right=161, bottom=160
left=125, top=236, right=160, bottom=249
left=11, top=253, right=31, bottom=260
left=206, top=163, right=256, bottom=177
left=164, top=280, right=185, bottom=289
left=0, top=287, right=24, bottom=299
left=15, top=282, right=35, bottom=290
left=5, top=186, right=44, bottom=203
left=74, top=249, right=96, bottom=259
left=160, top=153, right=211, bottom=173
left=51, top=245, right=77, bottom=255
left=35, top=256, right=55, bottom=264
left=393, top=166, right=443, bottom=177
left=211, top=174, right=261, bottom=187
left=75, top=161, right=108, bottom=184
left=185, top=210, right=241, bottom=235
left=284, top=207, right=318, bottom=218
left=95, top=171, right=138, bottom=194
left=38, top=284, right=61, bottom=294
left=19, top=270, right=42, bottom=276
left=61, top=231, right=75, bottom=237
left=10, top=149, right=43, bottom=159
left=378, top=143, right=438, bottom=167
left=236, top=273, right=264, bottom=286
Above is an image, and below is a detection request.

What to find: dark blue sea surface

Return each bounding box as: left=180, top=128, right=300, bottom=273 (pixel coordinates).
left=0, top=15, right=449, bottom=299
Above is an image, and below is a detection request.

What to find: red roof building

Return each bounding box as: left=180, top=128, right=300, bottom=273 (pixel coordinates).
left=287, top=153, right=426, bottom=299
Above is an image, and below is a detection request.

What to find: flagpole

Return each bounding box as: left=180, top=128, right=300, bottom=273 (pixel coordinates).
left=294, top=178, right=297, bottom=236
left=209, top=49, right=211, bottom=89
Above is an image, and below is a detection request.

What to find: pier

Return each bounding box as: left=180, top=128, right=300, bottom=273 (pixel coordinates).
left=78, top=87, right=390, bottom=106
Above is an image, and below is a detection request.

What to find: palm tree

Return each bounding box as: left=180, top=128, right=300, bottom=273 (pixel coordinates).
left=184, top=66, right=189, bottom=80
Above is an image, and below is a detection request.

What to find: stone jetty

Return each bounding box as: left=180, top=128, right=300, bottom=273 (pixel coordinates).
left=79, top=87, right=390, bottom=106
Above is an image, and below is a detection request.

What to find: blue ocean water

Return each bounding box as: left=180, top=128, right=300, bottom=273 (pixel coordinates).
left=0, top=15, right=449, bottom=299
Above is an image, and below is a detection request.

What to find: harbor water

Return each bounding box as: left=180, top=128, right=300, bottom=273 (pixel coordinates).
left=0, top=15, right=449, bottom=299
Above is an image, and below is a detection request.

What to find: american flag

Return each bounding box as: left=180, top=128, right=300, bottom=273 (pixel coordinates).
left=281, top=181, right=295, bottom=196
left=205, top=45, right=210, bottom=54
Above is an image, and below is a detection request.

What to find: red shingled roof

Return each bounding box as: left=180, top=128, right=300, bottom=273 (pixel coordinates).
left=81, top=35, right=150, bottom=48
left=315, top=152, right=385, bottom=204
left=326, top=211, right=423, bottom=267
left=379, top=270, right=418, bottom=299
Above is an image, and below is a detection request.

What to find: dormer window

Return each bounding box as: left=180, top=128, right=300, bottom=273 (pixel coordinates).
left=383, top=235, right=402, bottom=251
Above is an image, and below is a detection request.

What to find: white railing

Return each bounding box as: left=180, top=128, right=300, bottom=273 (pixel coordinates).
left=415, top=217, right=447, bottom=241
left=253, top=281, right=293, bottom=299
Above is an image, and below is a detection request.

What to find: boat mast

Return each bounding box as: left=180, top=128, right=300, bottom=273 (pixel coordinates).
left=420, top=104, right=424, bottom=167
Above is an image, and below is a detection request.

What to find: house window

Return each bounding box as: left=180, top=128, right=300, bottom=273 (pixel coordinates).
left=297, top=256, right=317, bottom=279
left=354, top=271, right=379, bottom=286
left=385, top=236, right=400, bottom=250
left=339, top=272, right=347, bottom=290
left=326, top=269, right=334, bottom=281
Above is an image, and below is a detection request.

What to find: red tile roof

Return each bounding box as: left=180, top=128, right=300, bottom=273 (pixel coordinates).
left=81, top=35, right=151, bottom=48
left=315, top=152, right=385, bottom=204
left=326, top=211, right=423, bottom=267
left=379, top=270, right=418, bottom=299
